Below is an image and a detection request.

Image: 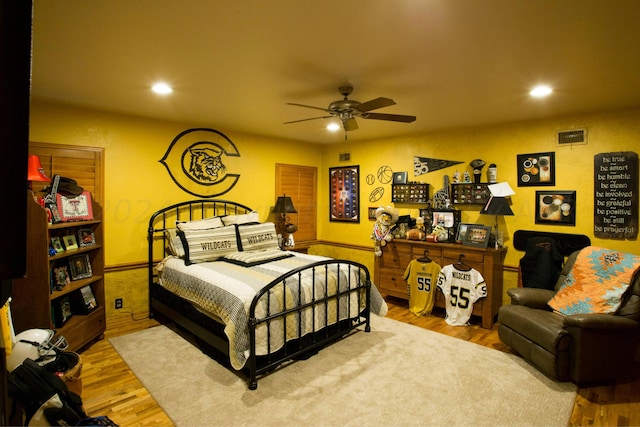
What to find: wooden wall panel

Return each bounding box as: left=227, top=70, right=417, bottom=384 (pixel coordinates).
left=275, top=163, right=317, bottom=243
left=29, top=142, right=104, bottom=205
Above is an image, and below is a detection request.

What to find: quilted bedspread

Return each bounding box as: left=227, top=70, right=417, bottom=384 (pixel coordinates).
left=157, top=252, right=387, bottom=369
left=549, top=246, right=640, bottom=316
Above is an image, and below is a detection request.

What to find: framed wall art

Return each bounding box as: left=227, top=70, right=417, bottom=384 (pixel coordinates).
left=517, top=152, right=555, bottom=186
left=69, top=254, right=92, bottom=280
left=455, top=223, right=475, bottom=243
left=535, top=190, right=576, bottom=225
left=77, top=228, right=96, bottom=246
left=392, top=171, right=408, bottom=184
left=329, top=165, right=360, bottom=222
left=62, top=234, right=78, bottom=250
left=462, top=224, right=492, bottom=248
left=56, top=191, right=94, bottom=221
left=368, top=207, right=378, bottom=221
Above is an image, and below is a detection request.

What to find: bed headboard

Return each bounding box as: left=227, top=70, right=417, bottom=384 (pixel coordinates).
left=147, top=199, right=253, bottom=286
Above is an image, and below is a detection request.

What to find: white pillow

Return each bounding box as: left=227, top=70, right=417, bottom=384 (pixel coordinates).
left=221, top=211, right=260, bottom=226
left=177, top=216, right=224, bottom=231
left=178, top=225, right=239, bottom=265
left=165, top=228, right=185, bottom=258
left=236, top=222, right=280, bottom=251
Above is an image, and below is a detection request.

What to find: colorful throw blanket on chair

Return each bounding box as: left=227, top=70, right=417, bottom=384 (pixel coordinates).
left=549, top=246, right=640, bottom=316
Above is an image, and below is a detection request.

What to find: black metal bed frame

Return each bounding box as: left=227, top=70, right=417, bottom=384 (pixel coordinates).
left=148, top=199, right=372, bottom=389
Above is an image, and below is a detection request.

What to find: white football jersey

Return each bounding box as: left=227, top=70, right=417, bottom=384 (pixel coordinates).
left=436, top=265, right=487, bottom=326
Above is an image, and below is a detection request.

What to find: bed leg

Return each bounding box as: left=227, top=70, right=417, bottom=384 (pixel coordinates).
left=248, top=379, right=258, bottom=390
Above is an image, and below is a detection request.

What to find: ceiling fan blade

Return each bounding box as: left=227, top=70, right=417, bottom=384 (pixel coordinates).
left=283, top=115, right=333, bottom=124
left=363, top=112, right=416, bottom=123
left=343, top=117, right=358, bottom=131
left=354, top=97, right=396, bottom=112
left=286, top=102, right=330, bottom=113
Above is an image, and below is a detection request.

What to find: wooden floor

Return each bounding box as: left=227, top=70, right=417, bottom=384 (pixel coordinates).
left=79, top=297, right=640, bottom=427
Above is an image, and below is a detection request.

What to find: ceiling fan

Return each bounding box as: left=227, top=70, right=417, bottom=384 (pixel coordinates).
left=284, top=85, right=416, bottom=133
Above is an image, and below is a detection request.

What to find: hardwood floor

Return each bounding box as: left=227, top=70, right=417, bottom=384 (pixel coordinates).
left=79, top=298, right=640, bottom=427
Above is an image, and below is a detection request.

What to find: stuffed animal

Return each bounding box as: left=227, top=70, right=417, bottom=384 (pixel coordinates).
left=371, top=206, right=399, bottom=256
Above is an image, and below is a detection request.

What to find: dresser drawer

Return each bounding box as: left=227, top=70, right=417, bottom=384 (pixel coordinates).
left=380, top=248, right=414, bottom=269
left=378, top=269, right=408, bottom=297
left=442, top=248, right=484, bottom=263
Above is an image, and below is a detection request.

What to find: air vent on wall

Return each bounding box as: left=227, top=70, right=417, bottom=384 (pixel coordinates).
left=557, top=128, right=587, bottom=145
left=339, top=152, right=351, bottom=162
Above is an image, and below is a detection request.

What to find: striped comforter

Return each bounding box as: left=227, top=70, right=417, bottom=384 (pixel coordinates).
left=157, top=252, right=387, bottom=369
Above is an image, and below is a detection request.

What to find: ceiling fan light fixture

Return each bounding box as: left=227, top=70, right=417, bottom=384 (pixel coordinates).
left=327, top=123, right=341, bottom=132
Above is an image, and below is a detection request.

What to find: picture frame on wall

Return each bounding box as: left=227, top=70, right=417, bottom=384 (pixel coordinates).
left=392, top=171, right=408, bottom=184
left=368, top=207, right=377, bottom=221
left=535, top=190, right=576, bottom=225
left=462, top=224, right=492, bottom=248
left=517, top=152, right=556, bottom=187
left=329, top=165, right=360, bottom=222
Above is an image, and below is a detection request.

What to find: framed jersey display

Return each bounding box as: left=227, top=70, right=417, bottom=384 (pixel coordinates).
left=56, top=191, right=94, bottom=221
left=329, top=165, right=360, bottom=222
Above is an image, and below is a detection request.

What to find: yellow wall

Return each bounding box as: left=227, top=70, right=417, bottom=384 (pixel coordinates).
left=30, top=101, right=324, bottom=266
left=320, top=108, right=640, bottom=268
left=29, top=101, right=640, bottom=317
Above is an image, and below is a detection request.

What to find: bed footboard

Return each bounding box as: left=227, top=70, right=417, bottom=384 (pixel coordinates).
left=246, top=259, right=372, bottom=390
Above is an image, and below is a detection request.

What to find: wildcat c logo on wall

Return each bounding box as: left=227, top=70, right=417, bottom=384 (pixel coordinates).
left=160, top=128, right=241, bottom=197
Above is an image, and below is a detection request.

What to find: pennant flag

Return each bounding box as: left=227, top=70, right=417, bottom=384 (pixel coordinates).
left=414, top=156, right=463, bottom=176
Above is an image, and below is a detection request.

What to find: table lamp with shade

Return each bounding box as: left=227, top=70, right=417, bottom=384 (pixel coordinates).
left=479, top=182, right=515, bottom=248
left=27, top=154, right=51, bottom=191
left=273, top=195, right=297, bottom=249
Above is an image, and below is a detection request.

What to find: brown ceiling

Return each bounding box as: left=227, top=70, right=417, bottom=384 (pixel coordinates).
left=31, top=0, right=640, bottom=144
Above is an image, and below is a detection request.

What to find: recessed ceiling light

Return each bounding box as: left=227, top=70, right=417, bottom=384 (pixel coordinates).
left=152, top=82, right=173, bottom=95
left=530, top=85, right=552, bottom=98
left=327, top=123, right=340, bottom=132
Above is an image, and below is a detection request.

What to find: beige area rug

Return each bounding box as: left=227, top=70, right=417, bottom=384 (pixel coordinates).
left=109, top=315, right=576, bottom=427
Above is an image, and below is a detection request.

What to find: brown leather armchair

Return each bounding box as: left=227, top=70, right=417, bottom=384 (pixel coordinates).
left=498, top=250, right=640, bottom=385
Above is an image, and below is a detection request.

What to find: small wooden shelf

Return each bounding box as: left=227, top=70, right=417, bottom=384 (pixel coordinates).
left=450, top=182, right=491, bottom=205
left=392, top=183, right=430, bottom=204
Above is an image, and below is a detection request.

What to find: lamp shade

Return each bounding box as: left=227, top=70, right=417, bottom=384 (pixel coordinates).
left=273, top=195, right=297, bottom=214
left=479, top=196, right=514, bottom=216
left=27, top=154, right=51, bottom=182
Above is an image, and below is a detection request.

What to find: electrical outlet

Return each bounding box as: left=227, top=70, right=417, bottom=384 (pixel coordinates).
left=115, top=298, right=123, bottom=309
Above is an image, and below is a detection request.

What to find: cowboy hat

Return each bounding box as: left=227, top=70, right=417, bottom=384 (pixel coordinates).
left=375, top=206, right=399, bottom=223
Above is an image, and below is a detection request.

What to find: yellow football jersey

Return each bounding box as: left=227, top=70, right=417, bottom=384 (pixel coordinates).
left=403, top=259, right=442, bottom=316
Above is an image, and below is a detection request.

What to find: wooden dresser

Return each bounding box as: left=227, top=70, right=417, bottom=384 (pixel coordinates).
left=375, top=239, right=507, bottom=328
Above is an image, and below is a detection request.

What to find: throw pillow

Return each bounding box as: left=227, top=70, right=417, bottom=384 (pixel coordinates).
left=178, top=225, right=239, bottom=265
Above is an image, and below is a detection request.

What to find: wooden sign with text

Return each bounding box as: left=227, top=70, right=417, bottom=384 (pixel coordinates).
left=593, top=151, right=638, bottom=239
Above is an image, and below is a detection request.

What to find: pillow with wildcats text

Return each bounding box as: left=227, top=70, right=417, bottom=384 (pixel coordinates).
left=236, top=222, right=280, bottom=251
left=178, top=225, right=239, bottom=265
